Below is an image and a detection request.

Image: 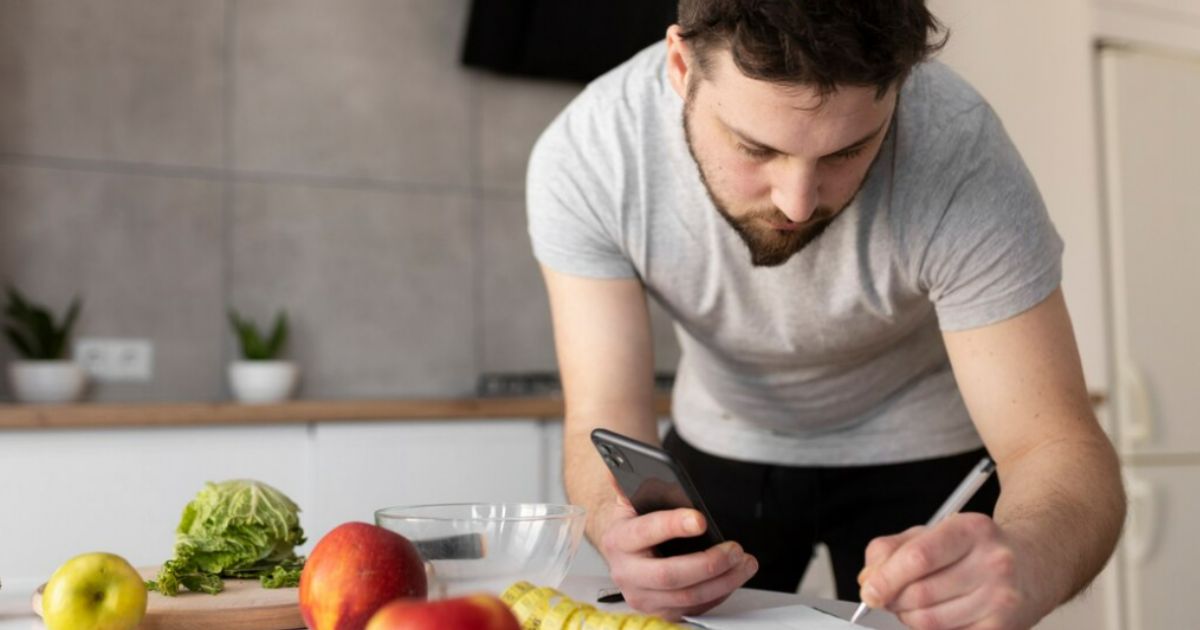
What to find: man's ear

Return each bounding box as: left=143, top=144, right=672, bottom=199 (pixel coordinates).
left=665, top=25, right=692, bottom=100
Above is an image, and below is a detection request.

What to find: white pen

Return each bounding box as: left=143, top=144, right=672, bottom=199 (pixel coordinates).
left=848, top=456, right=997, bottom=626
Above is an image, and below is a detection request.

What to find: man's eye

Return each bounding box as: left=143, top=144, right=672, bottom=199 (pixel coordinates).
left=829, top=146, right=867, bottom=162
left=736, top=143, right=774, bottom=159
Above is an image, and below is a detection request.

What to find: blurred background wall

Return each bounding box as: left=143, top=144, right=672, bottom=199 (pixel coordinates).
left=0, top=0, right=681, bottom=402
left=0, top=0, right=1136, bottom=404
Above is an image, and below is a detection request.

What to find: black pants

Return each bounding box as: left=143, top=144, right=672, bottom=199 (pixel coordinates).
left=662, top=429, right=1000, bottom=601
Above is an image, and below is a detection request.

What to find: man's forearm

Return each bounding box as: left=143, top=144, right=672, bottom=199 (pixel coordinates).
left=564, top=427, right=623, bottom=545
left=994, top=434, right=1126, bottom=611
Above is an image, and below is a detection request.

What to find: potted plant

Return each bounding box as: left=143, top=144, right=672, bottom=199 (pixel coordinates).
left=3, top=286, right=88, bottom=403
left=227, top=308, right=298, bottom=404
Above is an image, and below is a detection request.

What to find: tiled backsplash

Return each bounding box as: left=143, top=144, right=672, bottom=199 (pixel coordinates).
left=0, top=0, right=680, bottom=402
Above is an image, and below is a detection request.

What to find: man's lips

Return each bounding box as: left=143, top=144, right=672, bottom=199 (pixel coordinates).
left=766, top=219, right=803, bottom=231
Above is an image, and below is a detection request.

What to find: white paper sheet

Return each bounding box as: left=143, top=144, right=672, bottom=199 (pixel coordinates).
left=685, top=604, right=860, bottom=629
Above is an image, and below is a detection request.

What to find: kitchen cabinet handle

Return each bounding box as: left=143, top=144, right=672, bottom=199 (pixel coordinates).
left=1119, top=363, right=1153, bottom=446
left=1123, top=474, right=1159, bottom=565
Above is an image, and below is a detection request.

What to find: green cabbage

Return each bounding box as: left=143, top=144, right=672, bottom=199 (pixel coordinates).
left=147, top=479, right=306, bottom=596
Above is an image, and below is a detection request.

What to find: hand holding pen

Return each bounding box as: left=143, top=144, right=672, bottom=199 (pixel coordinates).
left=849, top=456, right=998, bottom=624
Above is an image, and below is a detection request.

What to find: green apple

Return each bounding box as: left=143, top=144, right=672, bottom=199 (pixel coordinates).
left=42, top=552, right=148, bottom=630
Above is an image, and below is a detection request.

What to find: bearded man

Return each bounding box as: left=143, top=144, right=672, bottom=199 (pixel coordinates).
left=526, top=2, right=1124, bottom=628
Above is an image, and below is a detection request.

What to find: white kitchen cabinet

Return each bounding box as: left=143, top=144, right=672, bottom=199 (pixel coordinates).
left=1093, top=1, right=1200, bottom=60
left=308, top=419, right=546, bottom=552
left=0, top=418, right=552, bottom=596
left=1121, top=464, right=1200, bottom=630
left=1100, top=47, right=1200, bottom=458
left=0, top=425, right=309, bottom=593
left=1100, top=43, right=1200, bottom=630
left=1106, top=0, right=1200, bottom=21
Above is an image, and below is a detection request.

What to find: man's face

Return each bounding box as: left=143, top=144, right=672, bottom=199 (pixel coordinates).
left=671, top=37, right=897, bottom=266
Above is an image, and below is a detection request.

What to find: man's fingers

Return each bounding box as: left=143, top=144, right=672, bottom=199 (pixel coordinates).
left=862, top=519, right=979, bottom=607
left=606, top=508, right=706, bottom=554
left=614, top=541, right=747, bottom=591
left=623, top=553, right=759, bottom=620
left=888, top=562, right=982, bottom=612
left=863, top=526, right=925, bottom=569
left=660, top=554, right=758, bottom=615
left=894, top=583, right=992, bottom=630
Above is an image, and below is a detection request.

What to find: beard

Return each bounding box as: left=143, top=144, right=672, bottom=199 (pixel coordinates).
left=682, top=90, right=854, bottom=267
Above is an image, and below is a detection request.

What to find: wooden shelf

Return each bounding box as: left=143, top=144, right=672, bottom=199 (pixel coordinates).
left=0, top=395, right=674, bottom=430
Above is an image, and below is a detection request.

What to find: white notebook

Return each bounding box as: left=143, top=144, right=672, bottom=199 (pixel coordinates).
left=685, top=604, right=859, bottom=629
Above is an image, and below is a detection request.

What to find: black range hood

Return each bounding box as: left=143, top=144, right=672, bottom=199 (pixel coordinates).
left=461, top=0, right=678, bottom=83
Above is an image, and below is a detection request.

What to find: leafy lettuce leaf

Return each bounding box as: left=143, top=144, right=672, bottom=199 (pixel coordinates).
left=147, top=479, right=306, bottom=596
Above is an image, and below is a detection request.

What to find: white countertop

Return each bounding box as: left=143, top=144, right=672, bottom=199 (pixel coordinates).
left=0, top=590, right=37, bottom=630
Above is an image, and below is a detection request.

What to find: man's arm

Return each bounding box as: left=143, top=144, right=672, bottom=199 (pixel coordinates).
left=542, top=265, right=660, bottom=539
left=859, top=288, right=1125, bottom=629
left=542, top=265, right=757, bottom=619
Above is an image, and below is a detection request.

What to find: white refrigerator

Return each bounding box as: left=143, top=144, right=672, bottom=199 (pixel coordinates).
left=1100, top=44, right=1200, bottom=630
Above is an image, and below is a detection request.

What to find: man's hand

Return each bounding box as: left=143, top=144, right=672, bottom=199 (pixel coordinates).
left=858, top=513, right=1047, bottom=630
left=598, top=493, right=758, bottom=621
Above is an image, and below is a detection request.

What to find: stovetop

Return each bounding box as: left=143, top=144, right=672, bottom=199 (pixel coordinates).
left=476, top=372, right=675, bottom=397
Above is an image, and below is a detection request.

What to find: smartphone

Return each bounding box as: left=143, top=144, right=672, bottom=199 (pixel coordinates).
left=590, top=428, right=724, bottom=558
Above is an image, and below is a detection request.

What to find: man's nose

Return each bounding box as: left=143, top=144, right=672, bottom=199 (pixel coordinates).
left=770, top=162, right=820, bottom=223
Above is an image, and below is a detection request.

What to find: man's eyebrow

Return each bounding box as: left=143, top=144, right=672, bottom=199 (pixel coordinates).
left=721, top=118, right=887, bottom=157
left=824, top=121, right=887, bottom=156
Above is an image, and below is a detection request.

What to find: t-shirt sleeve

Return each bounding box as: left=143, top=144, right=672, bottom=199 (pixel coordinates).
left=918, top=104, right=1064, bottom=331
left=525, top=100, right=638, bottom=279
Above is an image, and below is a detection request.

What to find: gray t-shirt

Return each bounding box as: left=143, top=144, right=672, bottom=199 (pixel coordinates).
left=527, top=43, right=1062, bottom=466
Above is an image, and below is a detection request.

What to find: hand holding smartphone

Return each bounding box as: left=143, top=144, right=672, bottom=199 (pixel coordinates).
left=590, top=428, right=724, bottom=558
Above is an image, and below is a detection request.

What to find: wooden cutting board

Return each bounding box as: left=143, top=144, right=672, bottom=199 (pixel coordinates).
left=32, top=566, right=305, bottom=630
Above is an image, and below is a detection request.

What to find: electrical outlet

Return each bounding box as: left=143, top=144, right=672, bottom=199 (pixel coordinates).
left=74, top=338, right=154, bottom=382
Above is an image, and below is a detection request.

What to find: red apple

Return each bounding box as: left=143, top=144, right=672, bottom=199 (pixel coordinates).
left=365, top=595, right=520, bottom=630
left=300, top=522, right=428, bottom=630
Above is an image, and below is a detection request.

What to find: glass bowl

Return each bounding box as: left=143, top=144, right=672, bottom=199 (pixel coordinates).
left=374, top=502, right=587, bottom=598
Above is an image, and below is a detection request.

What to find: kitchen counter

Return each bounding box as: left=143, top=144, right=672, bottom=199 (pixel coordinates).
left=0, top=395, right=674, bottom=430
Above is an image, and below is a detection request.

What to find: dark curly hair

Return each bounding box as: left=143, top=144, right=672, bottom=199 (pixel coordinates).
left=677, top=0, right=947, bottom=97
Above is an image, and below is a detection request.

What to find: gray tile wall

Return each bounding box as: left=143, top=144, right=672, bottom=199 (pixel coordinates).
left=0, top=0, right=680, bottom=402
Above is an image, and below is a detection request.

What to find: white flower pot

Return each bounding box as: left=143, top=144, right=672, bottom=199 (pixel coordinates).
left=228, top=360, right=299, bottom=404
left=7, top=360, right=88, bottom=404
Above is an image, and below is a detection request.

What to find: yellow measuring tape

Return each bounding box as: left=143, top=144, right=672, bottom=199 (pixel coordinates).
left=501, top=581, right=687, bottom=630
